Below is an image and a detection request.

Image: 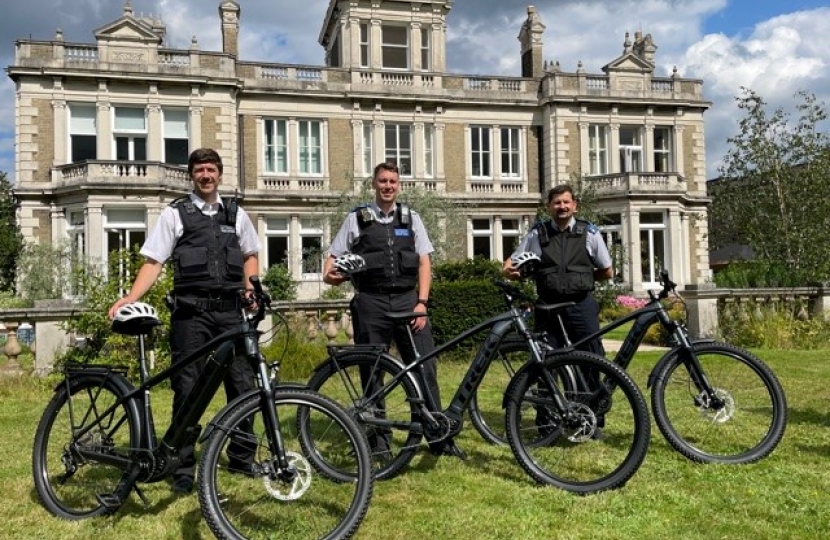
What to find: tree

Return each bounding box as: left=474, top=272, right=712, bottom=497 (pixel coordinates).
left=321, top=174, right=473, bottom=262
left=0, top=171, right=23, bottom=290
left=710, top=88, right=830, bottom=283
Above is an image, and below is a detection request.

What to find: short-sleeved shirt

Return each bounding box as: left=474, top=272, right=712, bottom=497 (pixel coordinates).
left=327, top=203, right=434, bottom=257
left=141, top=192, right=260, bottom=264
left=511, top=217, right=612, bottom=270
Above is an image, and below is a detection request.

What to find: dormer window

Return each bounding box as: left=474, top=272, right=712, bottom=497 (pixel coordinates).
left=382, top=25, right=409, bottom=70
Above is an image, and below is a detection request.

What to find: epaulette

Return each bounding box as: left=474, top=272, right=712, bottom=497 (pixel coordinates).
left=169, top=197, right=196, bottom=214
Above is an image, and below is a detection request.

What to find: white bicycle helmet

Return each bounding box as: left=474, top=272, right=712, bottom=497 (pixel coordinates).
left=111, top=302, right=161, bottom=336
left=510, top=252, right=541, bottom=277
left=333, top=253, right=367, bottom=275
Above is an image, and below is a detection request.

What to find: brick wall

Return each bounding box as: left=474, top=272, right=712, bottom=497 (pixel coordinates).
left=33, top=210, right=51, bottom=244
left=202, top=107, right=221, bottom=151
left=240, top=115, right=257, bottom=189
left=34, top=99, right=54, bottom=182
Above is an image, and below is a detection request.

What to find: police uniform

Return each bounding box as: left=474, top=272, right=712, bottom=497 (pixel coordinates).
left=328, top=202, right=443, bottom=435
left=512, top=216, right=612, bottom=355
left=141, top=192, right=260, bottom=486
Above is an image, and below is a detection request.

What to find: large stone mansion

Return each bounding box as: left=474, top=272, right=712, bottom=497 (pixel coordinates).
left=6, top=0, right=711, bottom=299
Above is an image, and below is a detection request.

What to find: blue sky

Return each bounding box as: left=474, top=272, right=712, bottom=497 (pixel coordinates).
left=1, top=0, right=828, bottom=182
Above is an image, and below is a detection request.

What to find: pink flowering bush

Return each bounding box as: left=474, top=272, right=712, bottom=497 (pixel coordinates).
left=615, top=295, right=648, bottom=310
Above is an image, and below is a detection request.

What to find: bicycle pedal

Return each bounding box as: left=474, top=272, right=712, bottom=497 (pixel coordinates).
left=95, top=492, right=124, bottom=511
left=133, top=485, right=150, bottom=507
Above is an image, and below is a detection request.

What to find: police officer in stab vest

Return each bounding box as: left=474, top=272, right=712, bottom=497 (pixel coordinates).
left=323, top=161, right=466, bottom=461
left=503, top=184, right=614, bottom=433
left=108, top=148, right=261, bottom=493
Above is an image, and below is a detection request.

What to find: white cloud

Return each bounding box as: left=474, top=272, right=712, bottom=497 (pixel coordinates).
left=678, top=8, right=830, bottom=175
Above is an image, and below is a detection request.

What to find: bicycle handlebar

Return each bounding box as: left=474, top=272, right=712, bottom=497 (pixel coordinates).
left=493, top=279, right=535, bottom=306
left=245, top=275, right=272, bottom=324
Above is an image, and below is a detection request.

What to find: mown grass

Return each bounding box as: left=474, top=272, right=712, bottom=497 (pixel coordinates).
left=1, top=348, right=828, bottom=540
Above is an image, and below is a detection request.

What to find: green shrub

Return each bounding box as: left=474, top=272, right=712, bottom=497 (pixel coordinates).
left=430, top=280, right=506, bottom=346
left=718, top=301, right=830, bottom=349
left=57, top=248, right=173, bottom=381
left=262, top=263, right=298, bottom=301
left=713, top=260, right=814, bottom=288
left=433, top=256, right=503, bottom=283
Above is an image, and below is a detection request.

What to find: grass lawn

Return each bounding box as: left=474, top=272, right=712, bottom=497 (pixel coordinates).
left=1, top=348, right=828, bottom=540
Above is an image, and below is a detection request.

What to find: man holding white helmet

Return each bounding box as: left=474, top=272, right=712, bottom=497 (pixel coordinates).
left=503, top=184, right=614, bottom=435
left=323, top=161, right=465, bottom=461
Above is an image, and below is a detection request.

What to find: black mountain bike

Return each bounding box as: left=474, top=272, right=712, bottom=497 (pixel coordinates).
left=32, top=277, right=373, bottom=540
left=304, top=279, right=651, bottom=495
left=470, top=270, right=788, bottom=465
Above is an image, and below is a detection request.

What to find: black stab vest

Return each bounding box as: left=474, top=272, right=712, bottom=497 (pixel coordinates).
left=534, top=219, right=595, bottom=300
left=170, top=198, right=245, bottom=293
left=350, top=203, right=419, bottom=291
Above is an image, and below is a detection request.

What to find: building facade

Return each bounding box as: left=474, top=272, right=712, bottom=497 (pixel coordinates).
left=7, top=0, right=711, bottom=299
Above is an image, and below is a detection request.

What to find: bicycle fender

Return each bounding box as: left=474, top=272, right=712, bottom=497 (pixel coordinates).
left=53, top=368, right=135, bottom=396
left=501, top=360, right=541, bottom=410
left=314, top=355, right=426, bottom=401
left=646, top=338, right=717, bottom=389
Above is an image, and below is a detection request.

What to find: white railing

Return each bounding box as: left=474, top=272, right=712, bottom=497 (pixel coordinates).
left=261, top=177, right=326, bottom=190
left=64, top=45, right=98, bottom=62
left=159, top=51, right=190, bottom=66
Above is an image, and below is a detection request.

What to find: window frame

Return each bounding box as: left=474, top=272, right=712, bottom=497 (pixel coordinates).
left=470, top=126, right=492, bottom=179
left=384, top=123, right=413, bottom=177
left=588, top=124, right=608, bottom=176
left=653, top=126, right=673, bottom=173
left=264, top=118, right=289, bottom=175
left=113, top=106, right=147, bottom=162
left=381, top=24, right=410, bottom=70
left=69, top=103, right=97, bottom=163
left=298, top=119, right=323, bottom=176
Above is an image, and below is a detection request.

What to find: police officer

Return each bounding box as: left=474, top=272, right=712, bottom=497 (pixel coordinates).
left=503, top=184, right=614, bottom=433
left=323, top=161, right=465, bottom=460
left=108, top=147, right=261, bottom=493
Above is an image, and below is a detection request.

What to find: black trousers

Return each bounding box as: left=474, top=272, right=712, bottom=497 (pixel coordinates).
left=535, top=293, right=606, bottom=426
left=349, top=290, right=441, bottom=409
left=169, top=305, right=255, bottom=481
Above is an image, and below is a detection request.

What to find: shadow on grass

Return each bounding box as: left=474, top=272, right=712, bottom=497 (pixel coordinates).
left=784, top=406, right=830, bottom=428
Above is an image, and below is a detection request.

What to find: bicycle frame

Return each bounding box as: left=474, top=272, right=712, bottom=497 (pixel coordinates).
left=331, top=286, right=559, bottom=437
left=560, top=276, right=719, bottom=397
left=65, top=290, right=293, bottom=491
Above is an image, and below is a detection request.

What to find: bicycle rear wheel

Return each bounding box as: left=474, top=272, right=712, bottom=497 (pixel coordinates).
left=505, top=351, right=650, bottom=494
left=468, top=336, right=527, bottom=445
left=32, top=374, right=140, bottom=519
left=305, top=353, right=422, bottom=480
left=651, top=342, right=787, bottom=464
left=199, top=389, right=373, bottom=540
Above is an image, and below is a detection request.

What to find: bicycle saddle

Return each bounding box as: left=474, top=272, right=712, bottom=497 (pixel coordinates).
left=112, top=302, right=162, bottom=336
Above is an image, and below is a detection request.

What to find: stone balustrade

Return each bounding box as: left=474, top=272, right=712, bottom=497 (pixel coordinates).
left=3, top=288, right=829, bottom=377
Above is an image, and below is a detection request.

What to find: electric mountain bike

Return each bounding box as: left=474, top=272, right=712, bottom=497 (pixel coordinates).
left=303, top=279, right=651, bottom=494
left=470, top=270, right=787, bottom=465
left=32, top=277, right=374, bottom=540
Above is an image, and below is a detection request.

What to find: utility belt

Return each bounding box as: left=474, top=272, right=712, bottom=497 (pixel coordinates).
left=357, top=286, right=415, bottom=295
left=165, top=290, right=242, bottom=312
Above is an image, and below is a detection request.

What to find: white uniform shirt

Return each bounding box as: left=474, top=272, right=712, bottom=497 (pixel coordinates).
left=141, top=192, right=260, bottom=264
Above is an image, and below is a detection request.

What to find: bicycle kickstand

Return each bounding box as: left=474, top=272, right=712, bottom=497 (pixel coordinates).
left=96, top=466, right=149, bottom=511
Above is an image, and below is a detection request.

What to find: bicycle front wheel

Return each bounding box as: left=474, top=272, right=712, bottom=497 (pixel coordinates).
left=199, top=389, right=373, bottom=540
left=32, top=374, right=140, bottom=519
left=505, top=351, right=650, bottom=494
left=305, top=353, right=422, bottom=480
left=468, top=336, right=527, bottom=445
left=651, top=342, right=787, bottom=464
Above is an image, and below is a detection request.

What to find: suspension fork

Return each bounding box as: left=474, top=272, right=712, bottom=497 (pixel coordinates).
left=668, top=323, right=722, bottom=405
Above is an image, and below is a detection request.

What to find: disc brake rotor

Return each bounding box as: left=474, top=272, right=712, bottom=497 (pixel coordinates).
left=697, top=388, right=735, bottom=424
left=263, top=451, right=312, bottom=501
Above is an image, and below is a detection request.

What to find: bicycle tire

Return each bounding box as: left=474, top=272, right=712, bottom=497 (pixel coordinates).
left=32, top=374, right=141, bottom=519
left=198, top=388, right=373, bottom=540
left=468, top=336, right=528, bottom=445
left=505, top=351, right=650, bottom=494
left=650, top=342, right=787, bottom=464
left=305, top=353, right=422, bottom=481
